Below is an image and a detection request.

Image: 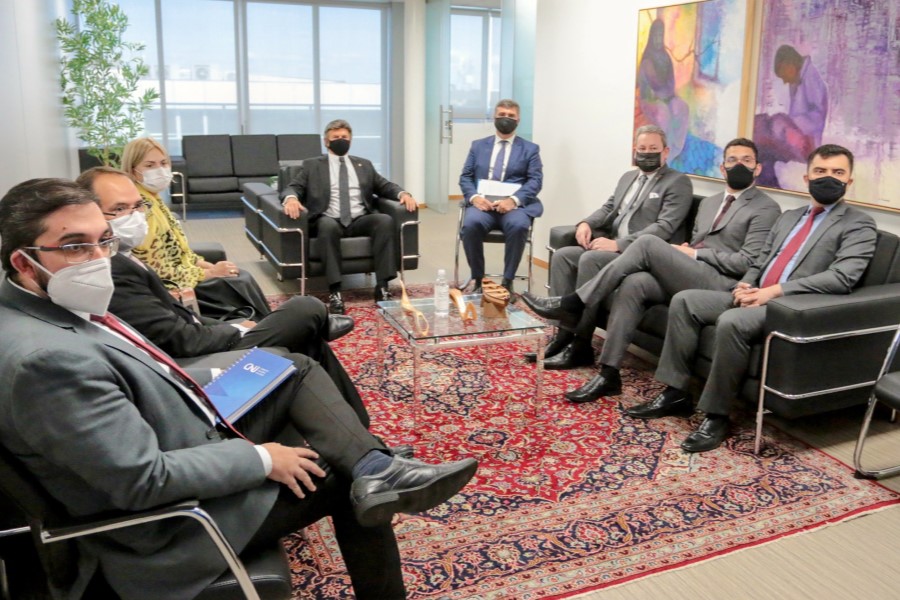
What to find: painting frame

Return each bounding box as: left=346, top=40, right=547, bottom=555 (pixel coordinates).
left=749, top=0, right=900, bottom=213
left=632, top=0, right=757, bottom=181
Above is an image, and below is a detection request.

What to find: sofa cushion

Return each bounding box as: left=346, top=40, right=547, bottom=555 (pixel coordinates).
left=277, top=134, right=321, bottom=161
left=188, top=177, right=239, bottom=193
left=232, top=135, right=278, bottom=177
left=182, top=135, right=234, bottom=177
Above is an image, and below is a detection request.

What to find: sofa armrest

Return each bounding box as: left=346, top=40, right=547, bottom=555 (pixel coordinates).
left=760, top=283, right=900, bottom=411
left=190, top=242, right=227, bottom=263
left=548, top=225, right=578, bottom=251
left=373, top=197, right=419, bottom=271
left=766, top=283, right=900, bottom=337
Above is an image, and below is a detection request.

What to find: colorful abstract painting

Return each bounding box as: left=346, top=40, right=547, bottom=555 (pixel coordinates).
left=753, top=1, right=900, bottom=210
left=634, top=0, right=751, bottom=178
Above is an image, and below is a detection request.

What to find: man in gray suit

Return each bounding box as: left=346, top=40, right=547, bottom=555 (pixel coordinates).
left=0, top=179, right=475, bottom=599
left=522, top=139, right=781, bottom=395
left=532, top=124, right=693, bottom=367
left=629, top=144, right=877, bottom=452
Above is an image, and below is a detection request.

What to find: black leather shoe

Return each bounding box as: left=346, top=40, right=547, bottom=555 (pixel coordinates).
left=351, top=456, right=478, bottom=526
left=391, top=445, right=415, bottom=459
left=374, top=286, right=393, bottom=303
left=565, top=370, right=622, bottom=403
left=680, top=415, right=730, bottom=453
left=328, top=292, right=345, bottom=315
left=520, top=292, right=578, bottom=326
left=543, top=342, right=594, bottom=371
left=524, top=331, right=574, bottom=363
left=501, top=278, right=516, bottom=303
left=325, top=314, right=355, bottom=342
left=626, top=389, right=693, bottom=419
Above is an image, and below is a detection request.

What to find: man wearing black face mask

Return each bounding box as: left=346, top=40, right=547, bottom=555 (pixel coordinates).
left=626, top=144, right=876, bottom=453
left=282, top=119, right=418, bottom=314
left=523, top=139, right=781, bottom=400
left=459, top=99, right=544, bottom=296
left=521, top=124, right=693, bottom=368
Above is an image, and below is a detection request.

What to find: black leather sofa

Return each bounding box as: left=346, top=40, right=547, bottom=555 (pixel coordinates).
left=241, top=162, right=419, bottom=292
left=547, top=222, right=900, bottom=423
left=176, top=134, right=321, bottom=212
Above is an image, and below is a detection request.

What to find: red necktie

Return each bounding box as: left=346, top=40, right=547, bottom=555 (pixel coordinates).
left=91, top=313, right=249, bottom=441
left=760, top=207, right=824, bottom=288
left=693, top=195, right=735, bottom=249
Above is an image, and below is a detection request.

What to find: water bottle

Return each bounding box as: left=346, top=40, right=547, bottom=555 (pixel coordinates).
left=434, top=269, right=450, bottom=316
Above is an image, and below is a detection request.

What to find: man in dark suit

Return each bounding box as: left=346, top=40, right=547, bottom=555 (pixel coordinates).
left=526, top=124, right=693, bottom=367
left=630, top=144, right=877, bottom=452
left=281, top=119, right=417, bottom=314
left=77, top=167, right=373, bottom=428
left=459, top=98, right=543, bottom=295
left=0, top=179, right=476, bottom=599
left=522, top=139, right=781, bottom=387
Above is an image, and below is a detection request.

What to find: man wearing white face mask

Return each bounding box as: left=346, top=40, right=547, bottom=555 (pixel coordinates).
left=0, top=178, right=478, bottom=600
left=76, top=167, right=372, bottom=427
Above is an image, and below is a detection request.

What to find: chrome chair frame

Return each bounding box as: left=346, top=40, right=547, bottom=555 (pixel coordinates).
left=853, top=324, right=900, bottom=479
left=453, top=201, right=534, bottom=292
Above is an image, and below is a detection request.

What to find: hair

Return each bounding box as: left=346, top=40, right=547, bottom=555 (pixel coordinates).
left=807, top=143, right=854, bottom=173
left=75, top=166, right=131, bottom=194
left=494, top=99, right=520, bottom=113
left=723, top=137, right=759, bottom=162
left=323, top=119, right=353, bottom=137
left=774, top=44, right=803, bottom=69
left=120, top=137, right=169, bottom=179
left=634, top=124, right=668, bottom=148
left=0, top=179, right=98, bottom=275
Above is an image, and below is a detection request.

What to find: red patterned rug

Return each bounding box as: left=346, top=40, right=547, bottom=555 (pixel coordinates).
left=270, top=287, right=900, bottom=599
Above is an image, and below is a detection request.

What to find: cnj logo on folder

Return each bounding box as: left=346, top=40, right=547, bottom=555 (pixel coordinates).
left=203, top=348, right=296, bottom=423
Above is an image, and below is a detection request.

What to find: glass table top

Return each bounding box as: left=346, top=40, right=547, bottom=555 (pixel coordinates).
left=377, top=294, right=546, bottom=342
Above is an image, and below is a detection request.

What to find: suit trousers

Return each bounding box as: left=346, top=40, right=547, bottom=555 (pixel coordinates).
left=654, top=289, right=766, bottom=416
left=570, top=236, right=737, bottom=367
left=461, top=206, right=531, bottom=281
left=235, top=354, right=403, bottom=598
left=548, top=245, right=620, bottom=296
left=313, top=214, right=396, bottom=286
left=236, top=295, right=370, bottom=428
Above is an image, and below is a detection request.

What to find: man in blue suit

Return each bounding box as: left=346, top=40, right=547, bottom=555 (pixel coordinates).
left=459, top=99, right=543, bottom=295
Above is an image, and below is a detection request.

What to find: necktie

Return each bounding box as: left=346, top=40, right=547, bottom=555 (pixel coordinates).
left=616, top=174, right=648, bottom=237
left=693, top=194, right=735, bottom=249
left=760, top=207, right=824, bottom=288
left=339, top=157, right=351, bottom=227
left=491, top=140, right=508, bottom=181
left=91, top=313, right=249, bottom=441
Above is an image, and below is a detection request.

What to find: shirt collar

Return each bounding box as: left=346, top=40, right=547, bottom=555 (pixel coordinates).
left=494, top=133, right=516, bottom=145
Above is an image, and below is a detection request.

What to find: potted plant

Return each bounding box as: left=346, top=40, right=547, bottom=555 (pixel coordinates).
left=55, top=0, right=159, bottom=169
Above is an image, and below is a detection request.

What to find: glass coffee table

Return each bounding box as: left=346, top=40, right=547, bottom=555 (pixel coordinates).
left=376, top=294, right=548, bottom=430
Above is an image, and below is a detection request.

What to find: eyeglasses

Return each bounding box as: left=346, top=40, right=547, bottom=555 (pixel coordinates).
left=102, top=200, right=151, bottom=217
left=724, top=157, right=758, bottom=167
left=23, top=237, right=120, bottom=264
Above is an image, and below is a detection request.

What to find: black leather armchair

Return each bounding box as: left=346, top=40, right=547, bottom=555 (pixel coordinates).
left=242, top=162, right=419, bottom=292
left=0, top=444, right=291, bottom=600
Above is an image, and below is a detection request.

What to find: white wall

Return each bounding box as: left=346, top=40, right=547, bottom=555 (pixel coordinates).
left=0, top=0, right=74, bottom=195
left=530, top=0, right=900, bottom=256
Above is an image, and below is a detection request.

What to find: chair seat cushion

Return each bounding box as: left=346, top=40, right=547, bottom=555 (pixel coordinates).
left=875, top=372, right=900, bottom=410
left=194, top=544, right=292, bottom=600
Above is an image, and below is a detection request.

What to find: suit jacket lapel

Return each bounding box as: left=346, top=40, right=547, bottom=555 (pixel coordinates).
left=714, top=188, right=753, bottom=233
left=794, top=202, right=846, bottom=266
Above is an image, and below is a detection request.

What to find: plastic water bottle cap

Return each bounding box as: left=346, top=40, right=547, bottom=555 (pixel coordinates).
left=437, top=269, right=446, bottom=277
